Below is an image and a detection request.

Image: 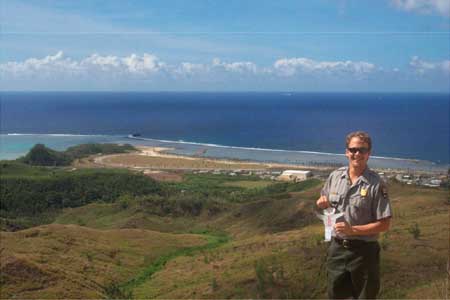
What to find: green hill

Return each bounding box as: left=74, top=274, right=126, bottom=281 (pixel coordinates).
left=0, top=224, right=208, bottom=299
left=0, top=163, right=162, bottom=230
left=20, top=144, right=72, bottom=166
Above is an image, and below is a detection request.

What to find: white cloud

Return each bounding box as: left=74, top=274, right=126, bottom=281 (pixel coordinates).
left=82, top=54, right=121, bottom=71
left=122, top=53, right=165, bottom=74
left=273, top=57, right=376, bottom=77
left=391, top=0, right=450, bottom=17
left=0, top=52, right=379, bottom=85
left=409, top=56, right=450, bottom=73
left=81, top=53, right=166, bottom=74
left=0, top=51, right=80, bottom=76
left=212, top=58, right=258, bottom=74
left=0, top=52, right=168, bottom=78
left=175, top=62, right=208, bottom=76
left=4, top=51, right=448, bottom=91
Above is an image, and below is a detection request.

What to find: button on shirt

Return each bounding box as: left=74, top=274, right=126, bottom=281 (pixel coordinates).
left=321, top=166, right=392, bottom=241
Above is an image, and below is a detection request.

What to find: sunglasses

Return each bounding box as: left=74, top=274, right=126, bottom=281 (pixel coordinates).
left=347, top=147, right=370, bottom=154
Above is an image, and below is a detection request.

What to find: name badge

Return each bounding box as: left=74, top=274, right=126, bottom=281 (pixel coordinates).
left=360, top=188, right=368, bottom=197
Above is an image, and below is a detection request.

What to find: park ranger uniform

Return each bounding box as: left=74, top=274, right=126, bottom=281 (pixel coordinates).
left=321, top=166, right=392, bottom=299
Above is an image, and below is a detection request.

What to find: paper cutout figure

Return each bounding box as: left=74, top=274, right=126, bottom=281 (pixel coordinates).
left=316, top=207, right=344, bottom=241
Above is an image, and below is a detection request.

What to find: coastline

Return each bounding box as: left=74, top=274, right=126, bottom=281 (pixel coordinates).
left=89, top=146, right=334, bottom=172
left=2, top=133, right=448, bottom=173
left=83, top=146, right=445, bottom=176
left=124, top=137, right=449, bottom=173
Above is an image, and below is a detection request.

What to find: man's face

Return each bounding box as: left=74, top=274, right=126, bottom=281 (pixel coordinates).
left=345, top=137, right=371, bottom=170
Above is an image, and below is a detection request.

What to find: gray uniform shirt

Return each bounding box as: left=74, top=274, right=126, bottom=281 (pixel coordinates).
left=321, top=166, right=392, bottom=241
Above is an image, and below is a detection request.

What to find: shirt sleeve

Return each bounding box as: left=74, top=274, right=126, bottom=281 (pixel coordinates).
left=321, top=173, right=333, bottom=198
left=372, top=180, right=393, bottom=220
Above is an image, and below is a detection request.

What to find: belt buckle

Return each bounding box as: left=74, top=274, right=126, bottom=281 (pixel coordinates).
left=342, top=239, right=350, bottom=249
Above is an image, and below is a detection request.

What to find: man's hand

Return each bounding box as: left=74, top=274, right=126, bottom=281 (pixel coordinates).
left=334, top=221, right=354, bottom=236
left=316, top=195, right=329, bottom=209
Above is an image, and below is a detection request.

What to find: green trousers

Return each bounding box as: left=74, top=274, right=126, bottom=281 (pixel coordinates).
left=327, top=240, right=380, bottom=299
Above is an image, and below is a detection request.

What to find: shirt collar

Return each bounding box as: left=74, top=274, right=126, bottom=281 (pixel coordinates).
left=341, top=166, right=370, bottom=184
left=360, top=168, right=371, bottom=184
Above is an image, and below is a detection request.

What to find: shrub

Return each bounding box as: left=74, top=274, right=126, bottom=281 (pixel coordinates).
left=102, top=281, right=133, bottom=299
left=210, top=277, right=219, bottom=291
left=117, top=194, right=135, bottom=210
left=408, top=222, right=421, bottom=239
left=380, top=232, right=390, bottom=251
left=255, top=259, right=272, bottom=296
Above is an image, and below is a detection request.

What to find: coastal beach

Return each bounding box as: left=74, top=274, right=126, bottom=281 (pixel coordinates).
left=88, top=146, right=330, bottom=171
left=70, top=146, right=445, bottom=183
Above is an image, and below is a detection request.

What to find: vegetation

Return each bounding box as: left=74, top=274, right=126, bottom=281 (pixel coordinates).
left=121, top=231, right=229, bottom=294
left=0, top=162, right=161, bottom=225
left=65, top=143, right=136, bottom=159
left=407, top=222, right=421, bottom=239
left=130, top=181, right=448, bottom=299
left=1, top=163, right=320, bottom=230
left=17, top=143, right=136, bottom=166
left=165, top=173, right=321, bottom=204
left=19, top=144, right=72, bottom=166
left=0, top=224, right=207, bottom=299
left=0, top=156, right=447, bottom=299
left=102, top=281, right=133, bottom=299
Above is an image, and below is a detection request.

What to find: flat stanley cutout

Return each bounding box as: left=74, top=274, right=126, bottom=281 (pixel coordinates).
left=316, top=207, right=344, bottom=241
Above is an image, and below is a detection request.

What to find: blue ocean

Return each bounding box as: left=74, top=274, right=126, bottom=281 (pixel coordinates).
left=1, top=92, right=448, bottom=171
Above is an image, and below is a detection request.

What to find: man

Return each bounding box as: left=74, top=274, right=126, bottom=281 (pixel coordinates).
left=317, top=131, right=392, bottom=299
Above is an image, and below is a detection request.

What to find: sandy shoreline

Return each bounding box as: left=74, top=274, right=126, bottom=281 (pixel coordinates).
left=83, top=145, right=447, bottom=177
left=91, top=146, right=332, bottom=172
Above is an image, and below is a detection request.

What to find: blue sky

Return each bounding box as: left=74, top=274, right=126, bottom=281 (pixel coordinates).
left=1, top=0, right=449, bottom=92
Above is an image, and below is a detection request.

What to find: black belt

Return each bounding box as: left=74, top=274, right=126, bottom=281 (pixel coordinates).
left=333, top=237, right=368, bottom=249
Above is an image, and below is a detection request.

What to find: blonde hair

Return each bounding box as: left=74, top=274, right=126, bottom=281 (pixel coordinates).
left=346, top=131, right=372, bottom=151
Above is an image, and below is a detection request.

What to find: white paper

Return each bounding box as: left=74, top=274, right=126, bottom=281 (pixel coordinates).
left=316, top=207, right=344, bottom=241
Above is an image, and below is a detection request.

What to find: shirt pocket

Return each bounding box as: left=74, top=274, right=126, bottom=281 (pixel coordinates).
left=349, top=193, right=370, bottom=208
left=349, top=194, right=371, bottom=223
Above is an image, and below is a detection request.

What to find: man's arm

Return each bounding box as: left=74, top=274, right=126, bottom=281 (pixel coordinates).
left=316, top=173, right=333, bottom=209
left=316, top=195, right=329, bottom=209
left=334, top=217, right=391, bottom=236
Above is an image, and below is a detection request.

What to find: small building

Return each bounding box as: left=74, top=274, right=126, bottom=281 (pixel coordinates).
left=430, top=179, right=442, bottom=185
left=277, top=170, right=312, bottom=182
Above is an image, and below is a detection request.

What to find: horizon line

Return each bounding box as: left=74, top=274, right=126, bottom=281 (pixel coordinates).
left=1, top=90, right=449, bottom=94
left=3, top=31, right=450, bottom=35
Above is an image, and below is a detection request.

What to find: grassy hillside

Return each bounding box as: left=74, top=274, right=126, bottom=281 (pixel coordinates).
left=54, top=176, right=321, bottom=238
left=129, top=181, right=448, bottom=299
left=0, top=167, right=447, bottom=299
left=0, top=224, right=208, bottom=299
